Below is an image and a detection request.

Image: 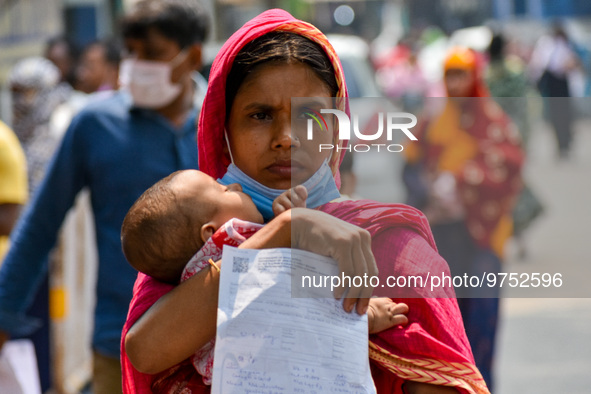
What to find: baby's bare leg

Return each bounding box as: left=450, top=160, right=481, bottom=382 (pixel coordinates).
left=367, top=298, right=409, bottom=334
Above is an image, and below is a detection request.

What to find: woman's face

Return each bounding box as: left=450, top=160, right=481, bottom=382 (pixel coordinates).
left=10, top=84, right=39, bottom=120
left=226, top=62, right=334, bottom=190
left=444, top=68, right=475, bottom=98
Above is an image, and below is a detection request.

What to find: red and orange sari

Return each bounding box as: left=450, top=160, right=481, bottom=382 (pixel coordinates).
left=403, top=48, right=524, bottom=389
left=121, top=10, right=489, bottom=394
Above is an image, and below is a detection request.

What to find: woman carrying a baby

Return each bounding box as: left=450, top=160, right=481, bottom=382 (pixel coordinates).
left=121, top=9, right=489, bottom=394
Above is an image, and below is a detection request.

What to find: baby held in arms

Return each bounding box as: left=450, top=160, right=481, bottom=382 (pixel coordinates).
left=121, top=169, right=409, bottom=384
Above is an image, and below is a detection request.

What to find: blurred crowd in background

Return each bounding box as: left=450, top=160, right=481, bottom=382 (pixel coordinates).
left=2, top=0, right=590, bottom=151
left=0, top=0, right=589, bottom=393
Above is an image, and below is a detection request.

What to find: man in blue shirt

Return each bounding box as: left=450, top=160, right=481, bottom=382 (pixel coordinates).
left=0, top=1, right=209, bottom=393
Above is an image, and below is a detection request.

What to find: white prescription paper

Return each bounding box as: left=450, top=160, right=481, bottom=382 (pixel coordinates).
left=211, top=246, right=376, bottom=394
left=0, top=339, right=41, bottom=394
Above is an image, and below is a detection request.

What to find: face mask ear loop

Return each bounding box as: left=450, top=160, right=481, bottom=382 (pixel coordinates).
left=224, top=129, right=235, bottom=165
left=329, top=119, right=338, bottom=166
left=170, top=49, right=189, bottom=68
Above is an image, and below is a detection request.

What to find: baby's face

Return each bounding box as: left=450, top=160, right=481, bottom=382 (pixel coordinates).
left=175, top=170, right=264, bottom=226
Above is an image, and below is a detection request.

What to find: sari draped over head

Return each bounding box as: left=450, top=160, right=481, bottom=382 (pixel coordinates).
left=405, top=47, right=524, bottom=258
left=197, top=8, right=350, bottom=188
left=8, top=57, right=70, bottom=194
left=121, top=10, right=489, bottom=394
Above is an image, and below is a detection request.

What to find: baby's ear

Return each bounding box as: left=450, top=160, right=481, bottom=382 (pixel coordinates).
left=200, top=223, right=216, bottom=244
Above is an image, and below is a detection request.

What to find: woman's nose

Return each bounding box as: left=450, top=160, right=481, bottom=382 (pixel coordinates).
left=272, top=120, right=300, bottom=149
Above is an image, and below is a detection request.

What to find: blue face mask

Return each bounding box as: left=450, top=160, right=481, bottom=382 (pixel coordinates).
left=218, top=159, right=341, bottom=222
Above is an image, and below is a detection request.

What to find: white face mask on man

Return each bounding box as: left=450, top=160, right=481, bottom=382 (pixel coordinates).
left=119, top=50, right=188, bottom=109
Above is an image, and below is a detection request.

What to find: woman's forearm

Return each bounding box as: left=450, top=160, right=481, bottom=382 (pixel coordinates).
left=125, top=211, right=293, bottom=374
left=125, top=266, right=221, bottom=374
left=125, top=209, right=375, bottom=373
left=240, top=210, right=291, bottom=249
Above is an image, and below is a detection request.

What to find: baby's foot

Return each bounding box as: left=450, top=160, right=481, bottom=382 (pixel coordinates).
left=367, top=298, right=409, bottom=334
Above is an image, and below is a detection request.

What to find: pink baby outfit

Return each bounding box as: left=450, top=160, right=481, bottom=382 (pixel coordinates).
left=181, top=218, right=263, bottom=384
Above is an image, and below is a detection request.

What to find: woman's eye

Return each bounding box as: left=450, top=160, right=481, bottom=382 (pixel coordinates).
left=251, top=112, right=270, bottom=121
left=297, top=111, right=312, bottom=120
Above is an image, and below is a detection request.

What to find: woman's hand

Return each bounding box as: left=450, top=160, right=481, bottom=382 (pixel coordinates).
left=242, top=208, right=378, bottom=314
left=126, top=208, right=377, bottom=374
left=290, top=208, right=378, bottom=315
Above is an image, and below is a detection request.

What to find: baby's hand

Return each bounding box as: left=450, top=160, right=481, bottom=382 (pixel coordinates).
left=272, top=185, right=308, bottom=216
left=367, top=298, right=409, bottom=334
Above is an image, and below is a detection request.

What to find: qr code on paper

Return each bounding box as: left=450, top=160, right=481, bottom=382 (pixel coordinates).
left=232, top=257, right=249, bottom=273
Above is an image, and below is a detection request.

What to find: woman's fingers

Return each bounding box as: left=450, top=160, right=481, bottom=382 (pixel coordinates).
left=342, top=234, right=374, bottom=314
left=292, top=208, right=378, bottom=314
left=331, top=240, right=355, bottom=300
left=356, top=298, right=370, bottom=315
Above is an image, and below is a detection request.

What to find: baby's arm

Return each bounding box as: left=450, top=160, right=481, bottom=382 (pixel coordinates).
left=367, top=298, right=409, bottom=334
left=272, top=185, right=308, bottom=216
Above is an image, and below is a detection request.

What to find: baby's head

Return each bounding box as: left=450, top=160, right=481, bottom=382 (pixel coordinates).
left=121, top=169, right=263, bottom=284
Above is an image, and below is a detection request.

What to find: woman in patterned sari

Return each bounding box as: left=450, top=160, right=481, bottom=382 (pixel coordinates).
left=404, top=46, right=524, bottom=390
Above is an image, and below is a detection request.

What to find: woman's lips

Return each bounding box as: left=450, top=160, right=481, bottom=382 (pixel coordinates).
left=267, top=160, right=304, bottom=178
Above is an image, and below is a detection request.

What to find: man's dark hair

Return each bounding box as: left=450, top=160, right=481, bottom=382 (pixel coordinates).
left=44, top=35, right=80, bottom=86
left=85, top=38, right=123, bottom=66
left=45, top=35, right=80, bottom=59
left=488, top=34, right=505, bottom=62
left=121, top=0, right=209, bottom=49
left=102, top=38, right=123, bottom=66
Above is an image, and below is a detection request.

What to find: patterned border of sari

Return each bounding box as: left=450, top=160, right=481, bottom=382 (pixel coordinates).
left=369, top=341, right=489, bottom=393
